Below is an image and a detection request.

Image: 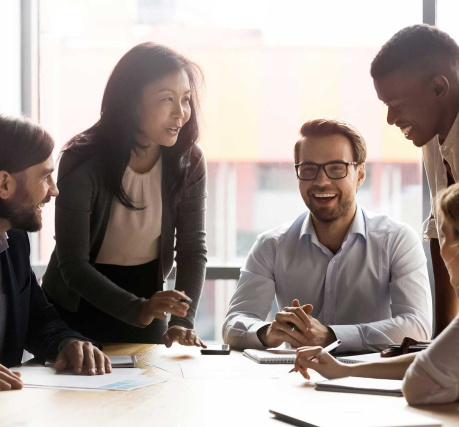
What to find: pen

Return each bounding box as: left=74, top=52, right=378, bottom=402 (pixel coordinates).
left=289, top=339, right=342, bottom=373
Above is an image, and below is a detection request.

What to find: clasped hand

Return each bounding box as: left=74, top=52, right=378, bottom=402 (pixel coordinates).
left=262, top=299, right=336, bottom=348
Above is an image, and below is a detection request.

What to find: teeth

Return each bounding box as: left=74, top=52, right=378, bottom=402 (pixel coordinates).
left=401, top=126, right=412, bottom=137
left=314, top=194, right=336, bottom=198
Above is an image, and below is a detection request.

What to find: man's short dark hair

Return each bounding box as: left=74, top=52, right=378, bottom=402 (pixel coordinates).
left=371, top=24, right=459, bottom=79
left=0, top=115, right=54, bottom=173
left=294, top=118, right=367, bottom=165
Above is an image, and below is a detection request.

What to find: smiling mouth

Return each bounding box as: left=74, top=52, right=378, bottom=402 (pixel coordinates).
left=166, top=126, right=182, bottom=134
left=312, top=193, right=337, bottom=202
left=400, top=125, right=413, bottom=139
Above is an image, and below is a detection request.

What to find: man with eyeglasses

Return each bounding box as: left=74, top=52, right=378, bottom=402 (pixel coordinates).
left=223, top=119, right=432, bottom=352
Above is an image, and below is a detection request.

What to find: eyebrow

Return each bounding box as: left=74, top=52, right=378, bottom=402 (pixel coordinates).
left=157, top=88, right=191, bottom=95
left=299, top=159, right=349, bottom=164
left=39, top=167, right=54, bottom=177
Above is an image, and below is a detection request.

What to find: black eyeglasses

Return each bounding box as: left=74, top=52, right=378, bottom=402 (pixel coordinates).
left=295, top=161, right=359, bottom=181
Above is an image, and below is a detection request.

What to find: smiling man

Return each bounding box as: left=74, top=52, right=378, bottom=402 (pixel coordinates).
left=371, top=24, right=459, bottom=335
left=0, top=115, right=111, bottom=391
left=223, top=119, right=432, bottom=352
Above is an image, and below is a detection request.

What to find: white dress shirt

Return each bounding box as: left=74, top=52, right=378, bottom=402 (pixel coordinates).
left=223, top=206, right=432, bottom=351
left=403, top=314, right=459, bottom=405
left=422, top=111, right=459, bottom=240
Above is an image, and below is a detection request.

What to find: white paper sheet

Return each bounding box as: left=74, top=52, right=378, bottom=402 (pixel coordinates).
left=14, top=366, right=165, bottom=391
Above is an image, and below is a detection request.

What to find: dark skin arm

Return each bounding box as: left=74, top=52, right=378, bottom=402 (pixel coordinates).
left=431, top=238, right=459, bottom=337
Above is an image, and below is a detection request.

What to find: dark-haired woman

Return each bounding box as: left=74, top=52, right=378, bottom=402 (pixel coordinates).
left=42, top=43, right=207, bottom=347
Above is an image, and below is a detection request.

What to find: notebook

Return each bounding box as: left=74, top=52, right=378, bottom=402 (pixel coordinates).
left=336, top=352, right=382, bottom=364
left=109, top=355, right=138, bottom=368
left=243, top=349, right=296, bottom=364
left=269, top=405, right=442, bottom=427
left=315, top=376, right=403, bottom=396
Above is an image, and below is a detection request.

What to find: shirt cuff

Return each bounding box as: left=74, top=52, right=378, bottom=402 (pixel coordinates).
left=422, top=216, right=438, bottom=241
left=328, top=324, right=362, bottom=352
left=246, top=321, right=271, bottom=349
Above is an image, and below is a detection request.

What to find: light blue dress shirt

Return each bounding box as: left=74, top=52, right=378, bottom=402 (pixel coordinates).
left=223, top=207, right=432, bottom=352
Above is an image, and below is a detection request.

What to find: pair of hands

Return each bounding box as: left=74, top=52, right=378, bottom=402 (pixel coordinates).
left=138, top=290, right=206, bottom=348
left=260, top=299, right=336, bottom=349
left=0, top=339, right=111, bottom=391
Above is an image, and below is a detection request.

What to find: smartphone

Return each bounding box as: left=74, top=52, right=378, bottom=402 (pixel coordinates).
left=201, top=344, right=231, bottom=355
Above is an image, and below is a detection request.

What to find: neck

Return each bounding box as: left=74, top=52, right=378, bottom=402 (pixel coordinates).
left=311, top=205, right=357, bottom=254
left=438, top=97, right=459, bottom=141
left=0, top=218, right=11, bottom=235
left=129, top=142, right=161, bottom=174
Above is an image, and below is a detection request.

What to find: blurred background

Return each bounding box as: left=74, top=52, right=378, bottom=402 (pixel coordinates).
left=1, top=0, right=458, bottom=340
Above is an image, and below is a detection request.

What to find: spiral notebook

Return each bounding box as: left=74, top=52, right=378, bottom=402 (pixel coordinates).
left=243, top=349, right=296, bottom=364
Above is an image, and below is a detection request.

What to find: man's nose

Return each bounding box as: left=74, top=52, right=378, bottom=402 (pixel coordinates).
left=49, top=177, right=59, bottom=198
left=314, top=166, right=331, bottom=185
left=387, top=106, right=397, bottom=126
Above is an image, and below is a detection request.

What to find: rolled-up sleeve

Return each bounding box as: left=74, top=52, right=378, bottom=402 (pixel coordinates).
left=403, top=315, right=459, bottom=405
left=330, top=226, right=432, bottom=352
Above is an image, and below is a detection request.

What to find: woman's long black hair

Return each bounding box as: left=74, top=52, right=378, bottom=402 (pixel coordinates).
left=63, top=42, right=203, bottom=209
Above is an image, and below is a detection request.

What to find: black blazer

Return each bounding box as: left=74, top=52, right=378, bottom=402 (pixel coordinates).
left=1, top=229, right=86, bottom=368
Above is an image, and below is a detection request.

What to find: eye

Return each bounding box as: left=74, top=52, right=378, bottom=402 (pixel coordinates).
left=163, top=97, right=173, bottom=102
left=183, top=96, right=191, bottom=103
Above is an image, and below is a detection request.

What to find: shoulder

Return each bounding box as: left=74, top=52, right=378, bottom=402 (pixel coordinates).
left=362, top=207, right=421, bottom=245
left=188, top=144, right=206, bottom=173
left=4, top=229, right=30, bottom=264
left=256, top=212, right=307, bottom=248
left=58, top=149, right=101, bottom=183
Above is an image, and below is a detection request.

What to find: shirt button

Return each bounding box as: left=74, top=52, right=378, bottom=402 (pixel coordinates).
left=331, top=258, right=335, bottom=264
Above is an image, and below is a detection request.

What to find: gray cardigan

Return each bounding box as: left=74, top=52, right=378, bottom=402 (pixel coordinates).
left=42, top=144, right=207, bottom=329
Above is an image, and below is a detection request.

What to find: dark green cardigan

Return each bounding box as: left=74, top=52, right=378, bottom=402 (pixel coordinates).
left=42, top=144, right=207, bottom=329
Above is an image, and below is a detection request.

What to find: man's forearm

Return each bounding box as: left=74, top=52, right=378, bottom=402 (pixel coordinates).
left=431, top=238, right=459, bottom=336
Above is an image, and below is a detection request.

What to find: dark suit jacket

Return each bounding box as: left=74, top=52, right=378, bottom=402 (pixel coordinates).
left=0, top=229, right=86, bottom=368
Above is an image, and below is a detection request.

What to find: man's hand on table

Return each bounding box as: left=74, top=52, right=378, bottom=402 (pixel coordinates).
left=0, top=364, right=23, bottom=390
left=54, top=339, right=112, bottom=375
left=258, top=299, right=336, bottom=348
left=163, top=326, right=207, bottom=348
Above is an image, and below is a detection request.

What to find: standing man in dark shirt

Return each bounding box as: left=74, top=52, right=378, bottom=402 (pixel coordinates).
left=0, top=115, right=111, bottom=391
left=371, top=24, right=459, bottom=336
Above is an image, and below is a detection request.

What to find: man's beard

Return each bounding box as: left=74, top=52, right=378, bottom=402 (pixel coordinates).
left=0, top=181, right=42, bottom=232
left=308, top=196, right=353, bottom=223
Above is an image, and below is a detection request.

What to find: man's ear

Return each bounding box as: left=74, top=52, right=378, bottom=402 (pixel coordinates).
left=0, top=171, right=16, bottom=200
left=431, top=75, right=449, bottom=98
left=356, top=163, right=365, bottom=189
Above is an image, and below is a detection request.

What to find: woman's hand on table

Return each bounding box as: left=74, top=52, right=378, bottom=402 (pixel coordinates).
left=163, top=326, right=207, bottom=348
left=138, top=290, right=190, bottom=326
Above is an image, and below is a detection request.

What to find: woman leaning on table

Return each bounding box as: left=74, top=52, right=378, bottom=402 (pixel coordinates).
left=42, top=42, right=207, bottom=348
left=294, top=183, right=459, bottom=405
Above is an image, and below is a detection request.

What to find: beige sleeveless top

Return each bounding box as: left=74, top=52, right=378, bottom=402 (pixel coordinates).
left=96, top=157, right=162, bottom=266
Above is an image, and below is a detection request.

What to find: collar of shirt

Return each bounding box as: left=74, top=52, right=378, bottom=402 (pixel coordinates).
left=299, top=205, right=366, bottom=249
left=0, top=233, right=9, bottom=254
left=437, top=110, right=459, bottom=157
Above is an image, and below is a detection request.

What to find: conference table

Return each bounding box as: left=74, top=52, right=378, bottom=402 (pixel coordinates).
left=1, top=343, right=459, bottom=426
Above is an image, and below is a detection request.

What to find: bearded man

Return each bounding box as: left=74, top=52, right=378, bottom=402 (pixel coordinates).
left=223, top=119, right=432, bottom=352
left=0, top=115, right=111, bottom=391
